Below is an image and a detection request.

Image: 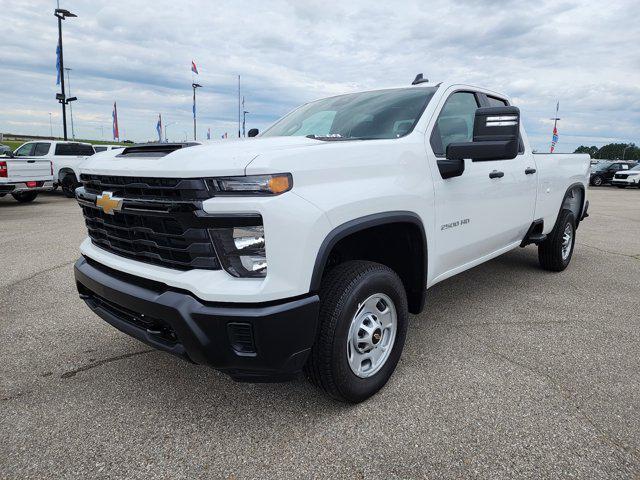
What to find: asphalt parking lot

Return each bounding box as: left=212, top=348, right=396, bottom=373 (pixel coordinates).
left=1, top=187, right=639, bottom=479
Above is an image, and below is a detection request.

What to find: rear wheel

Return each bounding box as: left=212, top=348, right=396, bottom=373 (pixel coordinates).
left=538, top=209, right=576, bottom=272
left=591, top=175, right=603, bottom=186
left=11, top=191, right=38, bottom=203
left=305, top=260, right=408, bottom=403
left=61, top=173, right=78, bottom=198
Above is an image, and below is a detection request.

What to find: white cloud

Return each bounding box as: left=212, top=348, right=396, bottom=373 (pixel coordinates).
left=0, top=0, right=638, bottom=150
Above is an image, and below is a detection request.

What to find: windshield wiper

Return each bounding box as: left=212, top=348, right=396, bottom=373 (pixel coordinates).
left=306, top=134, right=363, bottom=142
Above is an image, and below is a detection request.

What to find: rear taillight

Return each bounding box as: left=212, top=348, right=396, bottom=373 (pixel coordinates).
left=26, top=181, right=37, bottom=188
left=0, top=161, right=7, bottom=178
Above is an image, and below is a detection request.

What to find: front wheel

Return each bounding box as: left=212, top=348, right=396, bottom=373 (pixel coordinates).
left=61, top=173, right=78, bottom=198
left=11, top=191, right=38, bottom=203
left=538, top=209, right=576, bottom=272
left=591, top=175, right=603, bottom=186
left=305, top=261, right=408, bottom=403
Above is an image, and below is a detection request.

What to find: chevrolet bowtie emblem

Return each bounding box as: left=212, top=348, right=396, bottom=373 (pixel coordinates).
left=95, top=192, right=123, bottom=215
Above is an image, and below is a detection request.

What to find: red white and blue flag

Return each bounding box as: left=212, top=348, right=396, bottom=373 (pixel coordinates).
left=156, top=114, right=162, bottom=142
left=191, top=60, right=199, bottom=75
left=112, top=102, right=119, bottom=141
left=550, top=101, right=559, bottom=153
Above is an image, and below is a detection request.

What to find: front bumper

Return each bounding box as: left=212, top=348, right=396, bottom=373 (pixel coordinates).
left=611, top=178, right=638, bottom=186
left=74, top=257, right=320, bottom=382
left=0, top=180, right=54, bottom=194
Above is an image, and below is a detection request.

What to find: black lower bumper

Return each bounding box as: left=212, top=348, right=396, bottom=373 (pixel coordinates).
left=74, top=257, right=320, bottom=382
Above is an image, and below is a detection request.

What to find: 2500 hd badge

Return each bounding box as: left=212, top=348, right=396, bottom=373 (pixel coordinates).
left=441, top=218, right=470, bottom=231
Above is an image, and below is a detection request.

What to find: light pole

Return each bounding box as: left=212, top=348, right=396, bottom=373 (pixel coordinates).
left=192, top=83, right=202, bottom=140
left=164, top=122, right=177, bottom=142
left=64, top=67, right=75, bottom=139
left=622, top=144, right=632, bottom=160
left=48, top=113, right=53, bottom=138
left=54, top=8, right=77, bottom=140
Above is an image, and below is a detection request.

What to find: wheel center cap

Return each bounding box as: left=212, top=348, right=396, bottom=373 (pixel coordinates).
left=372, top=329, right=382, bottom=344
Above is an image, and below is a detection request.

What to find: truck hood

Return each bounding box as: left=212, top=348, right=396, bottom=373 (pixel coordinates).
left=79, top=137, right=326, bottom=178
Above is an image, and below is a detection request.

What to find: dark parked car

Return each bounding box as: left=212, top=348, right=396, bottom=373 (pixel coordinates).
left=590, top=161, right=637, bottom=186
left=0, top=144, right=12, bottom=156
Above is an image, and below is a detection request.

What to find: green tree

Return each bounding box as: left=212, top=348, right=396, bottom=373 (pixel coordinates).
left=574, top=143, right=640, bottom=160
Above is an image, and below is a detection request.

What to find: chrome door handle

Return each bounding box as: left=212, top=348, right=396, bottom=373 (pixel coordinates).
left=525, top=167, right=537, bottom=175
left=489, top=170, right=504, bottom=179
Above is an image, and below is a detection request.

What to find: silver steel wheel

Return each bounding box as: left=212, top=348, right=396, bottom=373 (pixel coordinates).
left=561, top=223, right=573, bottom=260
left=346, top=293, right=397, bottom=378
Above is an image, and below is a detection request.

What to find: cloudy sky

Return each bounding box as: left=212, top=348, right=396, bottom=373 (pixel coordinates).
left=1, top=0, right=639, bottom=152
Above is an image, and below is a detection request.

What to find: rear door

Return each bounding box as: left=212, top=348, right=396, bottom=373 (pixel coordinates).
left=427, top=89, right=536, bottom=279
left=8, top=142, right=52, bottom=179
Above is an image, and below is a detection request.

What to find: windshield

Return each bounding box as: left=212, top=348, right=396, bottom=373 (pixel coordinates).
left=630, top=164, right=640, bottom=171
left=261, top=87, right=438, bottom=140
left=593, top=162, right=612, bottom=171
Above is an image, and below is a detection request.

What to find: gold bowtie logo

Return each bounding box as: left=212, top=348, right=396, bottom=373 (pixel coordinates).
left=95, top=192, right=123, bottom=215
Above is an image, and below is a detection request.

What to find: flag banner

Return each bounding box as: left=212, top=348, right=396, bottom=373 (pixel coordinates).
left=56, top=44, right=61, bottom=85
left=550, top=101, right=560, bottom=153
left=112, top=102, right=119, bottom=141
left=191, top=60, right=198, bottom=75
left=156, top=114, right=162, bottom=142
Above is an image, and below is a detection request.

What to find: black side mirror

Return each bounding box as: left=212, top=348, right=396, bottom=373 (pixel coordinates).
left=446, top=106, right=520, bottom=162
left=248, top=128, right=259, bottom=137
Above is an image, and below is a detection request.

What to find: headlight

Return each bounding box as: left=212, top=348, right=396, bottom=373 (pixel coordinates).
left=209, top=225, right=267, bottom=278
left=208, top=173, right=292, bottom=195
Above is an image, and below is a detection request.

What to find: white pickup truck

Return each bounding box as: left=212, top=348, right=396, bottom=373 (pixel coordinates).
left=73, top=79, right=590, bottom=402
left=12, top=140, right=95, bottom=197
left=0, top=153, right=54, bottom=203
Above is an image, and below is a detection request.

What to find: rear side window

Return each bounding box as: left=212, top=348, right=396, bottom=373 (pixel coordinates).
left=430, top=92, right=478, bottom=156
left=55, top=143, right=96, bottom=156
left=486, top=96, right=508, bottom=107
left=93, top=146, right=107, bottom=152
left=15, top=143, right=36, bottom=156
left=33, top=143, right=51, bottom=156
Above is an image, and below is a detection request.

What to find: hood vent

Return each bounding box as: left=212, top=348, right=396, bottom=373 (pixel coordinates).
left=118, top=142, right=199, bottom=158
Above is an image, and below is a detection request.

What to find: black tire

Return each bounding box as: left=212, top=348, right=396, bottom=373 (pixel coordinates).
left=591, top=175, right=603, bottom=186
left=538, top=209, right=576, bottom=272
left=11, top=191, right=38, bottom=203
left=61, top=173, right=78, bottom=198
left=304, top=260, right=408, bottom=403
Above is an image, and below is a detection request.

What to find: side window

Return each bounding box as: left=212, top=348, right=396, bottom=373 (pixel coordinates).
left=430, top=92, right=478, bottom=156
left=33, top=143, right=51, bottom=156
left=15, top=143, right=35, bottom=156
left=610, top=164, right=620, bottom=171
left=486, top=96, right=508, bottom=107
left=94, top=146, right=107, bottom=152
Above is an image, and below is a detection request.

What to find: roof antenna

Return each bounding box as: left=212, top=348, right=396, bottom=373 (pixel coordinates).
left=412, top=73, right=429, bottom=85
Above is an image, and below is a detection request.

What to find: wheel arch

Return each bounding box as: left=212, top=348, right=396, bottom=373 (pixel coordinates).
left=57, top=167, right=77, bottom=183
left=310, top=211, right=428, bottom=314
left=560, top=182, right=586, bottom=227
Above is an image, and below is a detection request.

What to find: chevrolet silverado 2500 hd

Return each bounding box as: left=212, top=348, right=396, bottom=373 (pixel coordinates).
left=73, top=80, right=590, bottom=403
